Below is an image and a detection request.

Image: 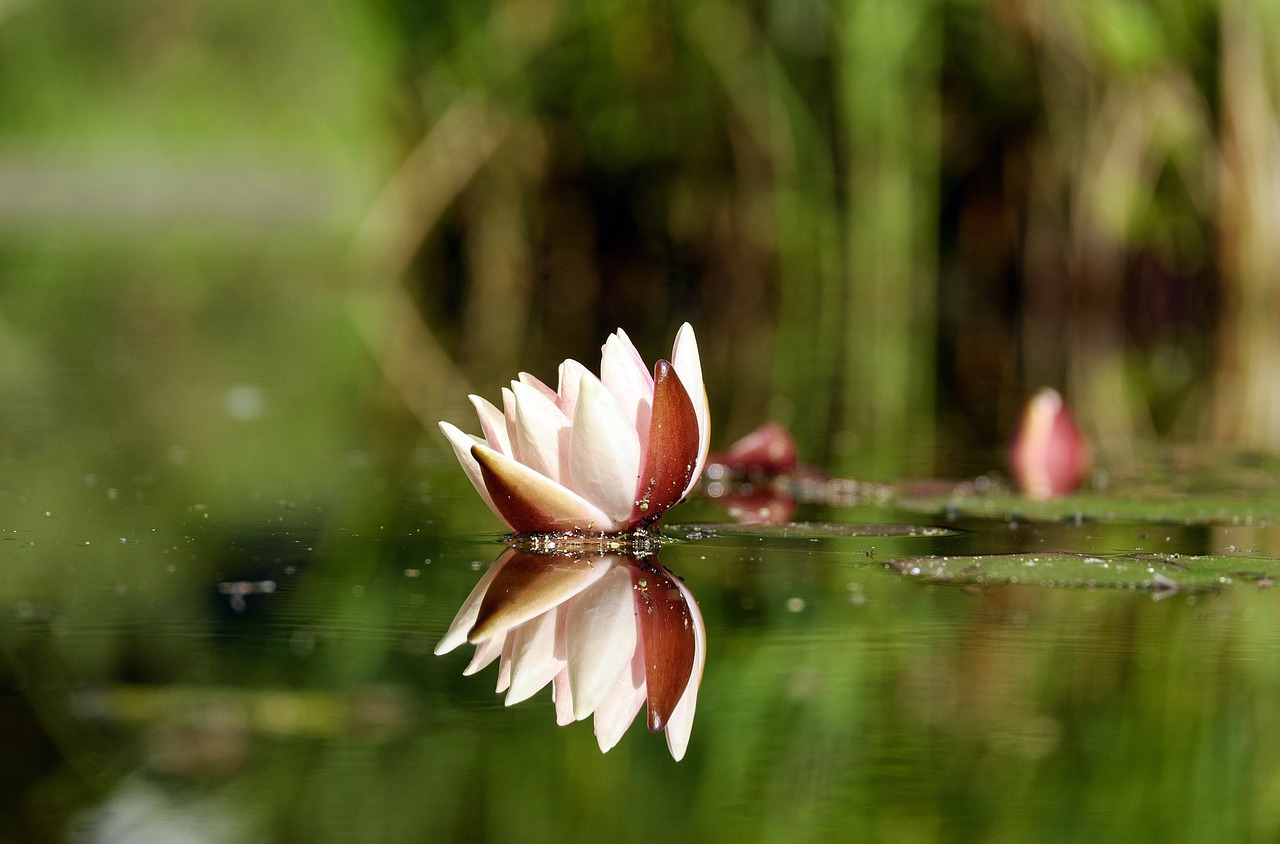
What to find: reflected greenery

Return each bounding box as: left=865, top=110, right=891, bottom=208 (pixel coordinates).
left=7, top=468, right=1280, bottom=841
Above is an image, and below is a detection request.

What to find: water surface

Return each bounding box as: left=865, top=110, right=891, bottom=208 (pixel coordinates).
left=4, top=460, right=1278, bottom=843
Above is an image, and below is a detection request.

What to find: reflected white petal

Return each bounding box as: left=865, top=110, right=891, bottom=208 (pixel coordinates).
left=463, top=632, right=505, bottom=677
left=593, top=647, right=647, bottom=753
left=563, top=565, right=638, bottom=721
left=505, top=611, right=562, bottom=706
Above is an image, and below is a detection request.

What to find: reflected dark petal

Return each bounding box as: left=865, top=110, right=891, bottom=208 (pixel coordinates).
left=470, top=550, right=612, bottom=643
left=630, top=560, right=696, bottom=732
left=664, top=573, right=706, bottom=761
left=633, top=360, right=700, bottom=525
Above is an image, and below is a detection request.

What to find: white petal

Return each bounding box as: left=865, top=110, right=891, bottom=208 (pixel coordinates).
left=435, top=557, right=504, bottom=655
left=663, top=575, right=706, bottom=762
left=556, top=359, right=595, bottom=420
left=563, top=565, right=638, bottom=721
left=495, top=636, right=514, bottom=693
left=552, top=667, right=576, bottom=727
left=593, top=647, right=647, bottom=753
left=501, top=387, right=520, bottom=461
left=600, top=331, right=653, bottom=437
left=671, top=323, right=711, bottom=498
left=505, top=611, right=562, bottom=706
left=518, top=371, right=559, bottom=403
left=568, top=376, right=644, bottom=526
left=511, top=381, right=571, bottom=484
left=469, top=395, right=511, bottom=455
left=438, top=421, right=502, bottom=522
left=463, top=633, right=505, bottom=676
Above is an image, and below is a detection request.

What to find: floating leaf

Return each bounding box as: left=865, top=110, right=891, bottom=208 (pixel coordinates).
left=887, top=551, right=1280, bottom=592
left=666, top=522, right=959, bottom=541
left=889, top=454, right=1280, bottom=526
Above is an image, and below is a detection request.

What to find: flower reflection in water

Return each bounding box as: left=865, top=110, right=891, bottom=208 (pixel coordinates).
left=435, top=548, right=705, bottom=760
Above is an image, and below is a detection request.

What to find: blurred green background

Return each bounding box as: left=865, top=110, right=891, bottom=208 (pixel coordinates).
left=5, top=0, right=1276, bottom=485
left=5, top=0, right=1280, bottom=841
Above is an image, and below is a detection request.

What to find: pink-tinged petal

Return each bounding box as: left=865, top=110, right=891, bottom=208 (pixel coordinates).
left=470, top=550, right=612, bottom=642
left=510, top=381, right=571, bottom=485
left=568, top=377, right=644, bottom=526
left=438, top=422, right=503, bottom=524
left=600, top=331, right=654, bottom=438
left=593, top=647, right=647, bottom=753
left=631, top=561, right=696, bottom=732
left=472, top=443, right=620, bottom=533
left=631, top=361, right=700, bottom=524
left=1009, top=388, right=1092, bottom=500
left=563, top=564, right=638, bottom=721
left=556, top=359, right=595, bottom=420
left=469, top=395, right=512, bottom=456
left=671, top=322, right=710, bottom=496
left=500, top=387, right=520, bottom=462
left=435, top=555, right=506, bottom=655
left=552, top=665, right=576, bottom=726
left=495, top=636, right=514, bottom=693
left=505, top=610, right=562, bottom=706
left=517, top=371, right=559, bottom=405
left=463, top=633, right=505, bottom=677
left=663, top=575, right=705, bottom=762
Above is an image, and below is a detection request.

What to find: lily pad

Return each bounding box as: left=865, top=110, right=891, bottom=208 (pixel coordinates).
left=893, top=488, right=1280, bottom=526
left=887, top=551, right=1280, bottom=592
left=666, top=522, right=960, bottom=542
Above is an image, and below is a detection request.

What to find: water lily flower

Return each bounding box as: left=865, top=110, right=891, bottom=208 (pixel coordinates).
left=435, top=549, right=706, bottom=761
left=1009, top=388, right=1092, bottom=500
left=439, top=324, right=710, bottom=534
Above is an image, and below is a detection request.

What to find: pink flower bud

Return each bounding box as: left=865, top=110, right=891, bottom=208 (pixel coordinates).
left=1009, top=388, right=1091, bottom=499
left=708, top=423, right=799, bottom=475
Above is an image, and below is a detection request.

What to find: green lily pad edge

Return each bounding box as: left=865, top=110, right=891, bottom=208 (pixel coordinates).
left=888, top=551, right=1280, bottom=593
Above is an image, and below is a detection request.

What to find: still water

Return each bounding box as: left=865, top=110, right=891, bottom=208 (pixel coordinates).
left=4, top=450, right=1280, bottom=843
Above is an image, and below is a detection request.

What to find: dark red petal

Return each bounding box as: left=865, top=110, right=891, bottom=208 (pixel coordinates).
left=631, top=560, right=696, bottom=732
left=632, top=360, right=700, bottom=525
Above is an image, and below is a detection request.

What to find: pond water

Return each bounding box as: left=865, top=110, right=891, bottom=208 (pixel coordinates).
left=5, top=445, right=1280, bottom=843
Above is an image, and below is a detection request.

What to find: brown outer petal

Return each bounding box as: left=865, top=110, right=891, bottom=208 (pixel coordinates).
left=470, top=550, right=612, bottom=643
left=472, top=444, right=615, bottom=533
left=631, top=360, right=700, bottom=525
left=630, top=559, right=696, bottom=732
